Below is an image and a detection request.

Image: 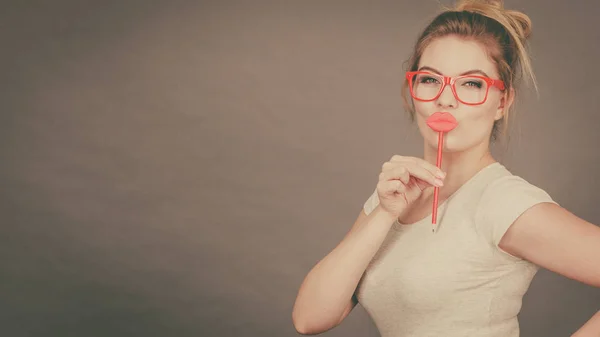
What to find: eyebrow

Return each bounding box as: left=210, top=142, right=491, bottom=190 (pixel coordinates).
left=418, top=66, right=490, bottom=78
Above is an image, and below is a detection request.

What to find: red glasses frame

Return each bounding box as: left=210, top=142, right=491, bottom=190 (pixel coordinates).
left=406, top=71, right=506, bottom=106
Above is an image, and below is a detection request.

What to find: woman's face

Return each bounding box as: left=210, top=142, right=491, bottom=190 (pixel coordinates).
left=413, top=35, right=508, bottom=153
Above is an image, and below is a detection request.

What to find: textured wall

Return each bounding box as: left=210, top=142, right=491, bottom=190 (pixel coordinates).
left=1, top=1, right=599, bottom=336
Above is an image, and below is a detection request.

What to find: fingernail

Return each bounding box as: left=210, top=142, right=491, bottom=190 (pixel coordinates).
left=437, top=172, right=446, bottom=178
left=434, top=178, right=444, bottom=186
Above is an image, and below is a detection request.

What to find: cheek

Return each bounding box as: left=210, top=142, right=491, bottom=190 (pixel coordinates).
left=458, top=106, right=497, bottom=137
left=463, top=93, right=502, bottom=123
left=447, top=108, right=497, bottom=147
left=472, top=106, right=497, bottom=122
left=413, top=101, right=431, bottom=117
left=478, top=98, right=502, bottom=122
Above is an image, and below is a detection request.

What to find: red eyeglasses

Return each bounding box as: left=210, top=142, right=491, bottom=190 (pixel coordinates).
left=406, top=71, right=506, bottom=105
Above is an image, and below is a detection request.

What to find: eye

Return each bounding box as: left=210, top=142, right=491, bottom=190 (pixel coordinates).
left=418, top=76, right=440, bottom=84
left=464, top=80, right=483, bottom=88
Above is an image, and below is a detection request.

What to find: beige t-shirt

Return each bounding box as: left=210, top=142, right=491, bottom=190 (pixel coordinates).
left=355, top=162, right=558, bottom=337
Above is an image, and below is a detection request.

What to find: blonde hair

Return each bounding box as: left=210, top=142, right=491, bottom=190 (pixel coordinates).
left=401, top=0, right=534, bottom=143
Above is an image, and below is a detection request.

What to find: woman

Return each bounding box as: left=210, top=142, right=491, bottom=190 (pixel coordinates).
left=292, top=0, right=600, bottom=336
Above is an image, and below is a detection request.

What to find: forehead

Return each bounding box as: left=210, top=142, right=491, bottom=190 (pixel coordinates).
left=419, top=35, right=498, bottom=77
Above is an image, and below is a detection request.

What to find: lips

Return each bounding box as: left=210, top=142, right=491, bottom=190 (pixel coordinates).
left=426, top=112, right=458, bottom=132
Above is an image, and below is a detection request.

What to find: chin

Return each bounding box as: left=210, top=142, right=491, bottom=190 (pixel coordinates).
left=441, top=136, right=467, bottom=153
left=424, top=128, right=471, bottom=153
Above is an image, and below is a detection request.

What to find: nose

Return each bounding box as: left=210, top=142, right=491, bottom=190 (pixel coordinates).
left=436, top=83, right=457, bottom=108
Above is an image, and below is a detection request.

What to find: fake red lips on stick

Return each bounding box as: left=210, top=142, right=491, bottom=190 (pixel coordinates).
left=425, top=112, right=458, bottom=232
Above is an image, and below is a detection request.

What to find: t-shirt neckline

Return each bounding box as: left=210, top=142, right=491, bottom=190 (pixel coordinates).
left=392, top=161, right=502, bottom=230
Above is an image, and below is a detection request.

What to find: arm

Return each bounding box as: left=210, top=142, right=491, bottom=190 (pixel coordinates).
left=498, top=202, right=600, bottom=336
left=571, top=310, right=600, bottom=337
left=292, top=205, right=397, bottom=335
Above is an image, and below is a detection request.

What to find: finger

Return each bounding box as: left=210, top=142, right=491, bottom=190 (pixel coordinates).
left=389, top=155, right=406, bottom=163
left=380, top=166, right=410, bottom=185
left=413, top=158, right=446, bottom=179
left=410, top=176, right=431, bottom=191
left=381, top=158, right=413, bottom=172
left=388, top=156, right=445, bottom=179
left=381, top=161, right=394, bottom=172
left=378, top=180, right=406, bottom=196
left=377, top=181, right=397, bottom=197
left=403, top=178, right=422, bottom=201
left=382, top=163, right=442, bottom=187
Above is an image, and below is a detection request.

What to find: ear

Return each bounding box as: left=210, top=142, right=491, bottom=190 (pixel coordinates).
left=495, top=87, right=515, bottom=121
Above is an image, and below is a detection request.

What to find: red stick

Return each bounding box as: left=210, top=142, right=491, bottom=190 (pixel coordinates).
left=432, top=131, right=444, bottom=232
left=425, top=111, right=457, bottom=233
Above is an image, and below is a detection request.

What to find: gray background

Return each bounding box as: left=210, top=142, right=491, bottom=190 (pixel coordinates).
left=1, top=1, right=599, bottom=336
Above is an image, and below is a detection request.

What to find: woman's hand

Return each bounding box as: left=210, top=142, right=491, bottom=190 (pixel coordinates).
left=376, top=155, right=446, bottom=217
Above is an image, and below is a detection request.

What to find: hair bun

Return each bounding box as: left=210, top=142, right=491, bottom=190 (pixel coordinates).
left=454, top=0, right=532, bottom=40
left=504, top=10, right=532, bottom=39
left=455, top=0, right=503, bottom=11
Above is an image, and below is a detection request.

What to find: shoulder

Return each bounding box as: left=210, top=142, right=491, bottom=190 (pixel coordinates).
left=478, top=164, right=555, bottom=205
left=474, top=164, right=558, bottom=257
